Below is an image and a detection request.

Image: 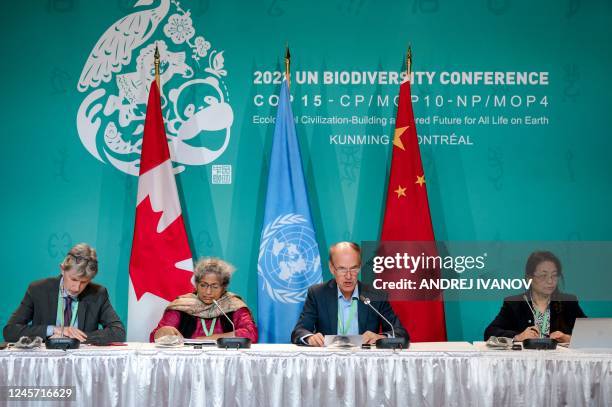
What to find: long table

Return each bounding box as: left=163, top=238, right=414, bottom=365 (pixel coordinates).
left=0, top=342, right=610, bottom=406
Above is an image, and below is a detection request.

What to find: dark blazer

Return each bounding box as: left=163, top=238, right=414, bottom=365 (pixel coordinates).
left=484, top=292, right=586, bottom=340
left=3, top=276, right=126, bottom=344
left=291, top=280, right=408, bottom=344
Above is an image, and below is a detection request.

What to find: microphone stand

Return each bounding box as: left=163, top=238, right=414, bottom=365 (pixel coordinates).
left=360, top=296, right=408, bottom=350
left=521, top=294, right=557, bottom=350
left=212, top=299, right=251, bottom=349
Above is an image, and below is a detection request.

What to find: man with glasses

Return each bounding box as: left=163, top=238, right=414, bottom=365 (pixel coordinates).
left=3, top=243, right=125, bottom=344
left=291, top=242, right=408, bottom=346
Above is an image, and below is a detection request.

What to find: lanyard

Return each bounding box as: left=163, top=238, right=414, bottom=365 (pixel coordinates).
left=529, top=294, right=550, bottom=338
left=56, top=290, right=79, bottom=327
left=337, top=299, right=357, bottom=335
left=533, top=308, right=550, bottom=338
left=200, top=318, right=217, bottom=337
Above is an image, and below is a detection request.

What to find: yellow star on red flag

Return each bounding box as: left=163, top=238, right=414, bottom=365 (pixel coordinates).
left=415, top=175, right=426, bottom=187
left=380, top=79, right=447, bottom=342
left=393, top=126, right=408, bottom=150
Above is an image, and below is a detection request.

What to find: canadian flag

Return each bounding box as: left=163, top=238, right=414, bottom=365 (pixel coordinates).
left=127, top=82, right=194, bottom=341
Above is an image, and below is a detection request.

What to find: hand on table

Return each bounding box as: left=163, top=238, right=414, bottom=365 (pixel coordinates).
left=549, top=331, right=571, bottom=343
left=307, top=333, right=325, bottom=347
left=154, top=326, right=183, bottom=340
left=362, top=331, right=385, bottom=345
left=515, top=326, right=540, bottom=342
left=51, top=326, right=87, bottom=342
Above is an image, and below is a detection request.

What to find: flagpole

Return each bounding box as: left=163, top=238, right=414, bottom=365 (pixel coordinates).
left=154, top=44, right=161, bottom=89
left=406, top=45, right=412, bottom=81
left=128, top=42, right=194, bottom=341
left=285, top=45, right=291, bottom=88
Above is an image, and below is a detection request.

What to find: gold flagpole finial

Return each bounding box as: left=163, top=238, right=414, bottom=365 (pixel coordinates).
left=285, top=44, right=291, bottom=88
left=406, top=45, right=412, bottom=78
left=154, top=43, right=161, bottom=89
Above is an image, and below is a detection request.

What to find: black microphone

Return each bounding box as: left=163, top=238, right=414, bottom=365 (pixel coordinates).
left=212, top=299, right=251, bottom=349
left=523, top=294, right=537, bottom=327
left=359, top=295, right=408, bottom=349
left=60, top=285, right=67, bottom=338
left=360, top=295, right=395, bottom=338
left=212, top=299, right=235, bottom=337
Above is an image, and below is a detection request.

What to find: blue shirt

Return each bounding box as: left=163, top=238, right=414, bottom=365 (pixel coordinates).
left=300, top=284, right=361, bottom=344
left=337, top=285, right=359, bottom=335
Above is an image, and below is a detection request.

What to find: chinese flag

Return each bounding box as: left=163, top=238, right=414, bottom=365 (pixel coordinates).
left=127, top=82, right=194, bottom=341
left=380, top=78, right=447, bottom=342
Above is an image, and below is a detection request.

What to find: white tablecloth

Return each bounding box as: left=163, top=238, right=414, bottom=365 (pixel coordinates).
left=0, top=342, right=611, bottom=406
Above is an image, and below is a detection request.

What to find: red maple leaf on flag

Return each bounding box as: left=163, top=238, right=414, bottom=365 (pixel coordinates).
left=129, top=196, right=194, bottom=301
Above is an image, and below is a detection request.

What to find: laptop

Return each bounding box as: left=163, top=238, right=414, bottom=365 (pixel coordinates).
left=569, top=318, right=612, bottom=351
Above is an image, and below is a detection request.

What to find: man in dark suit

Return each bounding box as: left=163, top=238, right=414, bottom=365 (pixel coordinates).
left=3, top=243, right=125, bottom=344
left=291, top=242, right=408, bottom=346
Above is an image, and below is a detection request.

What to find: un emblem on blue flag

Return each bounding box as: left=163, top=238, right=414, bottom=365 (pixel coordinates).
left=258, top=214, right=322, bottom=303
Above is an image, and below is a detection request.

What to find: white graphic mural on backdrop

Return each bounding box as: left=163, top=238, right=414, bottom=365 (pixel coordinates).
left=77, top=0, right=233, bottom=175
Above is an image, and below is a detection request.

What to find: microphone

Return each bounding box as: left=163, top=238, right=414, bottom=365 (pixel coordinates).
left=523, top=294, right=537, bottom=327
left=213, top=299, right=235, bottom=337
left=212, top=299, right=251, bottom=349
left=360, top=295, right=395, bottom=338
left=359, top=295, right=408, bottom=349
left=60, top=284, right=67, bottom=338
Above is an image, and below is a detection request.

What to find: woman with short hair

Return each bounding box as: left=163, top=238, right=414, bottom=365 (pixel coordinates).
left=151, top=257, right=258, bottom=342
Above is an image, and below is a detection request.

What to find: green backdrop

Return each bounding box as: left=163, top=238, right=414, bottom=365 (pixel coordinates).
left=1, top=0, right=611, bottom=342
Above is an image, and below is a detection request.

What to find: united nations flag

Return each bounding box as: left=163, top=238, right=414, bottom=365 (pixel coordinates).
left=257, top=78, right=323, bottom=343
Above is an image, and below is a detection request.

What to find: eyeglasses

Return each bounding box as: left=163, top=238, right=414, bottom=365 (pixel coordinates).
left=199, top=283, right=222, bottom=291
left=532, top=273, right=559, bottom=282
left=332, top=263, right=361, bottom=276
left=68, top=253, right=98, bottom=272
